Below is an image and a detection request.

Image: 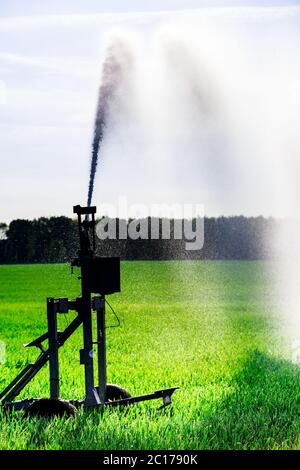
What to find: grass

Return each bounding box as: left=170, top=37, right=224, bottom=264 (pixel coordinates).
left=0, top=260, right=299, bottom=450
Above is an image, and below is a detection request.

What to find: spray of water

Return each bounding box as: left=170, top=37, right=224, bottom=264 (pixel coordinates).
left=87, top=36, right=134, bottom=207
left=89, top=10, right=300, bottom=352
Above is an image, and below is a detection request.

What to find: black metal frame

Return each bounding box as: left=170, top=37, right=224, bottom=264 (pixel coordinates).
left=0, top=205, right=179, bottom=413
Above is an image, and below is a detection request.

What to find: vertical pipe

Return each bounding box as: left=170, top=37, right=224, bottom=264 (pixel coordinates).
left=97, top=297, right=107, bottom=405
left=47, top=298, right=59, bottom=399
left=75, top=206, right=100, bottom=407
left=81, top=271, right=99, bottom=406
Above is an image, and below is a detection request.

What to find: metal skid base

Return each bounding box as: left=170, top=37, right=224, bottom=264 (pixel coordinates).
left=4, top=387, right=179, bottom=413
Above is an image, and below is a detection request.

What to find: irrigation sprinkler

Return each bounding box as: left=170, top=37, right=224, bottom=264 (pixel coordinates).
left=0, top=205, right=178, bottom=416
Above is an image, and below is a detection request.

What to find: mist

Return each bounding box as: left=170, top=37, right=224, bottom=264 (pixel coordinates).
left=89, top=9, right=300, bottom=348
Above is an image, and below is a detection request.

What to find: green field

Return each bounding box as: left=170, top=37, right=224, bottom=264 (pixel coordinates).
left=0, top=261, right=299, bottom=450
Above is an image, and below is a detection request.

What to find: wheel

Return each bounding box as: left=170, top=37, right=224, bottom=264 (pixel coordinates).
left=24, top=398, right=77, bottom=418
left=95, top=384, right=131, bottom=403
left=106, top=384, right=131, bottom=402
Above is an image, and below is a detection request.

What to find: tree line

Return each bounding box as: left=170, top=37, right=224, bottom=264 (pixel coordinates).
left=0, top=215, right=276, bottom=264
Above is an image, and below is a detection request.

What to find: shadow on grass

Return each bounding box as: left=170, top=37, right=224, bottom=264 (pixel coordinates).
left=203, top=350, right=300, bottom=449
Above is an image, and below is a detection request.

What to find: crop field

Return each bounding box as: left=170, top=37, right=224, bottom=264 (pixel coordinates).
left=0, top=261, right=299, bottom=450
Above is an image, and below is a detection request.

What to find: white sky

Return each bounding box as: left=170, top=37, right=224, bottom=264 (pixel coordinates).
left=0, top=1, right=300, bottom=222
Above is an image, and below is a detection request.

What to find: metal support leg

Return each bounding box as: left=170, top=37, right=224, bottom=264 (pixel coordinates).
left=47, top=298, right=59, bottom=399
left=81, top=292, right=99, bottom=407
left=1, top=311, right=82, bottom=405
left=97, top=297, right=106, bottom=405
